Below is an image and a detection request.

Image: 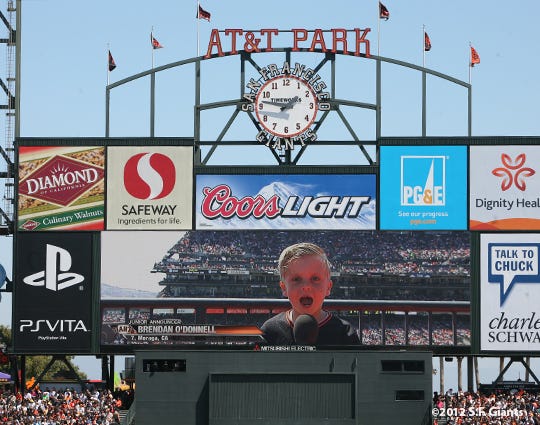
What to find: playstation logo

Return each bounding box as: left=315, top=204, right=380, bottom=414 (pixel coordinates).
left=23, top=244, right=84, bottom=291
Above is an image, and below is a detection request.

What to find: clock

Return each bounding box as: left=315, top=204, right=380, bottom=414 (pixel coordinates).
left=255, top=75, right=319, bottom=139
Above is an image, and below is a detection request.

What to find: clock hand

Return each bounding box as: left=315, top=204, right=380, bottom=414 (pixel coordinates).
left=261, top=100, right=288, bottom=107
left=280, top=96, right=299, bottom=111
left=261, top=111, right=290, bottom=119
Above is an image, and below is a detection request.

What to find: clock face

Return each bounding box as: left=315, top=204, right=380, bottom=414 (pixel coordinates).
left=255, top=75, right=319, bottom=139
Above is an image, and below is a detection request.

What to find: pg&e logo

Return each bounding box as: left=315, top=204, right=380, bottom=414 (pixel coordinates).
left=401, top=156, right=446, bottom=207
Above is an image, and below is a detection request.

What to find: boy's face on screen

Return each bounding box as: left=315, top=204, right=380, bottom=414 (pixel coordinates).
left=280, top=254, right=332, bottom=318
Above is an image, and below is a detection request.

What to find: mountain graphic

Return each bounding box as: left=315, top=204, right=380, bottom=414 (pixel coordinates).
left=101, top=283, right=157, bottom=298
left=198, top=180, right=376, bottom=229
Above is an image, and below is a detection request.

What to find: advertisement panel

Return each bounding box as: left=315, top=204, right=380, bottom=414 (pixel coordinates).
left=100, top=230, right=470, bottom=351
left=480, top=233, right=540, bottom=352
left=18, top=146, right=105, bottom=231
left=379, top=146, right=467, bottom=230
left=106, top=146, right=193, bottom=230
left=470, top=146, right=540, bottom=230
left=14, top=232, right=94, bottom=353
left=195, top=174, right=376, bottom=230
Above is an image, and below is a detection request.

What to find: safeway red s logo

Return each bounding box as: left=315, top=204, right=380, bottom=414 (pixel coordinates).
left=492, top=153, right=535, bottom=191
left=123, top=153, right=176, bottom=200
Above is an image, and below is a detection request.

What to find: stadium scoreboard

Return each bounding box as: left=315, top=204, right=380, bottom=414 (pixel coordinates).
left=10, top=25, right=540, bottom=359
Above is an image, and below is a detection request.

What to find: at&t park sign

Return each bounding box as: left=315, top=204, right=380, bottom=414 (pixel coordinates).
left=204, top=28, right=371, bottom=58
left=205, top=28, right=372, bottom=151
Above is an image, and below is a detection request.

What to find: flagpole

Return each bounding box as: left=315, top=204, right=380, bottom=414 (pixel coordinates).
left=468, top=42, right=472, bottom=85
left=421, top=26, right=427, bottom=137
left=150, top=28, right=155, bottom=137
left=107, top=43, right=110, bottom=86
left=422, top=25, right=425, bottom=68
left=151, top=27, right=155, bottom=69
left=197, top=0, right=200, bottom=56
left=377, top=1, right=380, bottom=56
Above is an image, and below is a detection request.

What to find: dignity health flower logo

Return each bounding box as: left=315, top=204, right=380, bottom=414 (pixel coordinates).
left=492, top=153, right=535, bottom=191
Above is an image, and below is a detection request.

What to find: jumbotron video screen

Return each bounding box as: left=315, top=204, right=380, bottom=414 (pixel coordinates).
left=100, top=230, right=470, bottom=351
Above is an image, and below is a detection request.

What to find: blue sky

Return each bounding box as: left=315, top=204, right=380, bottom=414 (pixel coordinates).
left=17, top=0, right=540, bottom=141
left=1, top=0, right=540, bottom=385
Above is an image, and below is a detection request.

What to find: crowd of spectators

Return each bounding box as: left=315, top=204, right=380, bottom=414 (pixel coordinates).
left=154, top=230, right=471, bottom=278
left=356, top=313, right=471, bottom=346
left=0, top=386, right=128, bottom=425
left=434, top=389, right=540, bottom=424
left=150, top=230, right=471, bottom=302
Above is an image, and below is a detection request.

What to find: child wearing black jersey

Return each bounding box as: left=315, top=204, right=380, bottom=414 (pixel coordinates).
left=261, top=242, right=359, bottom=345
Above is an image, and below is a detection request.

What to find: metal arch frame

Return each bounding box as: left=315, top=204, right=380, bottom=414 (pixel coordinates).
left=105, top=47, right=471, bottom=166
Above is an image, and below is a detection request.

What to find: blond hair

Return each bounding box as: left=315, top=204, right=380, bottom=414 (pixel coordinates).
left=278, top=242, right=331, bottom=280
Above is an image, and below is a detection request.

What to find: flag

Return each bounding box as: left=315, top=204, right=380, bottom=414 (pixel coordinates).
left=379, top=2, right=390, bottom=20
left=197, top=4, right=211, bottom=21
left=114, top=372, right=121, bottom=390
left=151, top=33, right=163, bottom=49
left=108, top=50, right=116, bottom=72
left=26, top=377, right=35, bottom=390
left=470, top=46, right=480, bottom=67
left=424, top=32, right=431, bottom=52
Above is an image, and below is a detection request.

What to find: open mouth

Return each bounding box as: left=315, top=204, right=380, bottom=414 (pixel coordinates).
left=300, top=297, right=313, bottom=307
